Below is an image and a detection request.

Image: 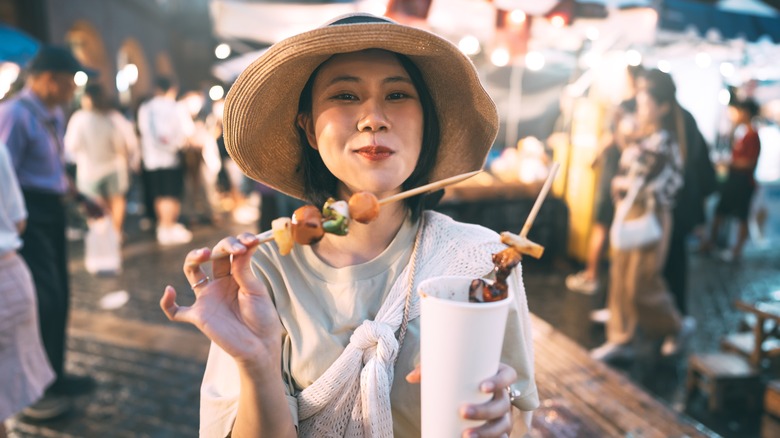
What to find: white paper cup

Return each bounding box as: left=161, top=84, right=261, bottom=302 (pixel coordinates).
left=418, top=275, right=511, bottom=438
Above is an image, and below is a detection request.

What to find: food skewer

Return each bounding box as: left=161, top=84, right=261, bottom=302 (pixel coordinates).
left=208, top=170, right=483, bottom=260
left=470, top=162, right=561, bottom=303
left=499, top=162, right=561, bottom=260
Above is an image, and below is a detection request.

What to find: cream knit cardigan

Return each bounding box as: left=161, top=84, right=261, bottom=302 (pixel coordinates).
left=200, top=211, right=530, bottom=437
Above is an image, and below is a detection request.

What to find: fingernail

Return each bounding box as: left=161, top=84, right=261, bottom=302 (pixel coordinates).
left=481, top=382, right=495, bottom=392
left=464, top=407, right=476, bottom=417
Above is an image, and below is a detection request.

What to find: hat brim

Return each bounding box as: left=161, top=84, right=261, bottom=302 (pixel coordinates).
left=224, top=18, right=498, bottom=200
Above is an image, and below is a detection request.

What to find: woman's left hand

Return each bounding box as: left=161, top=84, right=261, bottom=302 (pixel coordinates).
left=460, top=362, right=517, bottom=438
left=407, top=362, right=517, bottom=437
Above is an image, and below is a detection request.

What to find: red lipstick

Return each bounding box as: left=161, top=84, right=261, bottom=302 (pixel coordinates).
left=355, top=146, right=393, bottom=161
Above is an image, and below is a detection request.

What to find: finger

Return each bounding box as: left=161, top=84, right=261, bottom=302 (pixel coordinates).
left=211, top=236, right=245, bottom=279
left=183, top=247, right=211, bottom=286
left=160, top=285, right=192, bottom=324
left=479, top=364, right=518, bottom=394
left=230, top=233, right=266, bottom=291
left=461, top=411, right=511, bottom=438
left=405, top=365, right=421, bottom=384
left=461, top=391, right=511, bottom=423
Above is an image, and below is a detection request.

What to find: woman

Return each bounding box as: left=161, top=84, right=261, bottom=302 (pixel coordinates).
left=591, top=69, right=695, bottom=361
left=566, top=65, right=644, bottom=297
left=160, top=13, right=538, bottom=437
left=65, top=84, right=138, bottom=236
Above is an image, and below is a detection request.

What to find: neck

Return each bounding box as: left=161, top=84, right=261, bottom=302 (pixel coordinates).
left=312, top=201, right=410, bottom=268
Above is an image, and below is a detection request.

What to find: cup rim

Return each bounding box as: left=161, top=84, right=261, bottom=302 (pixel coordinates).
left=417, top=275, right=513, bottom=309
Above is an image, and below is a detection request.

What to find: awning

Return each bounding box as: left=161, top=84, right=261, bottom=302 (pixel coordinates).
left=658, top=0, right=780, bottom=42
left=211, top=48, right=267, bottom=84
left=210, top=0, right=385, bottom=45
left=0, top=24, right=39, bottom=65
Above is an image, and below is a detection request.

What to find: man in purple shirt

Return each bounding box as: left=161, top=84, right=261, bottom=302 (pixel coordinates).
left=0, top=45, right=98, bottom=419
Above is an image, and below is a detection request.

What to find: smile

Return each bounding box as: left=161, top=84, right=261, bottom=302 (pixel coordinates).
left=354, top=146, right=394, bottom=161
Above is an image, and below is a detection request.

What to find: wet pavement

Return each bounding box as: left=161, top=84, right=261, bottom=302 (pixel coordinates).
left=7, top=188, right=780, bottom=438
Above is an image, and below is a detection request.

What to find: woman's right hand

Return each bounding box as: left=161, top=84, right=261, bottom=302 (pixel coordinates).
left=160, top=233, right=282, bottom=366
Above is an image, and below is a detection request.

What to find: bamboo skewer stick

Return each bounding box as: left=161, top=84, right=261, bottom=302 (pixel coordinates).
left=377, top=170, right=481, bottom=206
left=211, top=170, right=484, bottom=259
left=519, top=162, right=560, bottom=238
left=499, top=162, right=560, bottom=260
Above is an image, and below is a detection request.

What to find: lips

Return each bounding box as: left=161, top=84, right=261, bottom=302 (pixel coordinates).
left=354, top=146, right=394, bottom=161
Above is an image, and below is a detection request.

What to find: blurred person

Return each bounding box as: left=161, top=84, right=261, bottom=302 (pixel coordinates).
left=701, top=98, right=761, bottom=262
left=65, top=83, right=139, bottom=236
left=0, top=45, right=101, bottom=418
left=137, top=77, right=192, bottom=245
left=660, top=81, right=716, bottom=321
left=179, top=91, right=221, bottom=223
left=591, top=69, right=695, bottom=362
left=567, top=65, right=644, bottom=297
left=0, top=142, right=59, bottom=429
left=160, top=14, right=538, bottom=437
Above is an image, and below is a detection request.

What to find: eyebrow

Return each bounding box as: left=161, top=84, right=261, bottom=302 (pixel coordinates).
left=324, top=75, right=413, bottom=87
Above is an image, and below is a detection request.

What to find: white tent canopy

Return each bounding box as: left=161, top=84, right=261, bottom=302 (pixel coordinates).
left=210, top=0, right=387, bottom=45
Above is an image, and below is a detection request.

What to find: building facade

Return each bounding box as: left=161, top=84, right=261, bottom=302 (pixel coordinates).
left=1, top=0, right=215, bottom=108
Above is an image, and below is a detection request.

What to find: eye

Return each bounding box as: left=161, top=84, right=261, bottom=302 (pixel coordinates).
left=331, top=93, right=358, bottom=101
left=387, top=91, right=417, bottom=101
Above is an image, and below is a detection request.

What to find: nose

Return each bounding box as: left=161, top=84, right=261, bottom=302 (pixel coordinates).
left=356, top=99, right=389, bottom=132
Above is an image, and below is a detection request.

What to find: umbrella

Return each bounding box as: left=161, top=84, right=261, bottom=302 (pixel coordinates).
left=0, top=24, right=39, bottom=65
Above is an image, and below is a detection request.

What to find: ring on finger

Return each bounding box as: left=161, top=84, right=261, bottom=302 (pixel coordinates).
left=506, top=386, right=521, bottom=408
left=190, top=276, right=210, bottom=289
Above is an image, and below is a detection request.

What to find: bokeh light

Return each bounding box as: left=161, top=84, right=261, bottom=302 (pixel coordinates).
left=525, top=51, right=545, bottom=71
left=74, top=71, right=88, bottom=87
left=458, top=35, right=481, bottom=56
left=209, top=84, right=225, bottom=101
left=490, top=47, right=510, bottom=67
left=215, top=43, right=231, bottom=60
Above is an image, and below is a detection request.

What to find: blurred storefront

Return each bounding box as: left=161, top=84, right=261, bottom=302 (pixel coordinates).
left=0, top=0, right=216, bottom=109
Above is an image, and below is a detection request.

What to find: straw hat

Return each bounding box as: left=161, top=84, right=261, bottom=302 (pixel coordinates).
left=224, top=13, right=498, bottom=200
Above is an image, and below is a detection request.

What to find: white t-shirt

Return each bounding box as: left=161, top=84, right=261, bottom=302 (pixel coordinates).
left=0, top=142, right=26, bottom=255
left=64, top=109, right=137, bottom=187
left=137, top=95, right=191, bottom=170
left=200, top=211, right=539, bottom=437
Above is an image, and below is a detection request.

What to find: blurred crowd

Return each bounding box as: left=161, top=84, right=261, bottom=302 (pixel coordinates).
left=0, top=45, right=304, bottom=431
left=561, top=65, right=767, bottom=365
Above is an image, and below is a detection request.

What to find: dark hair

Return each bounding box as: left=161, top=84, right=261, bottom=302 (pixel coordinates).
left=642, top=68, right=687, bottom=162
left=155, top=76, right=173, bottom=92
left=731, top=98, right=760, bottom=118
left=296, top=51, right=441, bottom=220
left=83, top=83, right=110, bottom=112
left=642, top=69, right=678, bottom=133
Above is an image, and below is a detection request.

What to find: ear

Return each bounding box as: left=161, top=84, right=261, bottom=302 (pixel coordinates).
left=297, top=113, right=318, bottom=150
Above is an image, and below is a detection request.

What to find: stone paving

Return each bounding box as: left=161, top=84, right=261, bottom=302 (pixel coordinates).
left=7, top=193, right=780, bottom=437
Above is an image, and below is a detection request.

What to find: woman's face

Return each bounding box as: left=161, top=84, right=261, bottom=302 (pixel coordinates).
left=635, top=89, right=669, bottom=131
left=299, top=49, right=424, bottom=199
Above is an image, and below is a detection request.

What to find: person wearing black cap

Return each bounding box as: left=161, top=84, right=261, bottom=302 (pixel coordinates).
left=0, top=45, right=99, bottom=420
